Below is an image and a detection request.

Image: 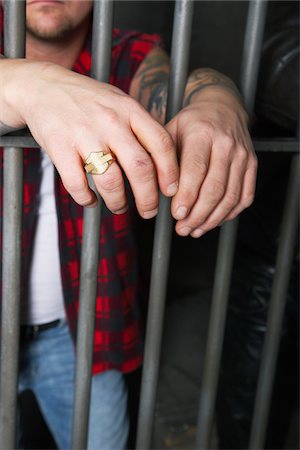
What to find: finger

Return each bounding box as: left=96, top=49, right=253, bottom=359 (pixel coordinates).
left=91, top=159, right=128, bottom=214
left=189, top=150, right=247, bottom=237
left=108, top=130, right=160, bottom=219
left=175, top=141, right=233, bottom=237
left=221, top=154, right=257, bottom=222
left=129, top=102, right=179, bottom=196
left=49, top=148, right=97, bottom=207
left=168, top=119, right=212, bottom=221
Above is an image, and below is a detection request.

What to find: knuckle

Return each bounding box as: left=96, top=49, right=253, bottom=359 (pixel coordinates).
left=104, top=108, right=120, bottom=126
left=192, top=159, right=208, bottom=178
left=250, top=153, right=258, bottom=170
left=100, top=172, right=123, bottom=194
left=80, top=197, right=95, bottom=207
left=242, top=191, right=255, bottom=208
left=197, top=121, right=215, bottom=142
left=196, top=122, right=215, bottom=145
left=63, top=174, right=87, bottom=195
left=221, top=135, right=235, bottom=152
left=108, top=201, right=127, bottom=214
left=157, top=130, right=175, bottom=154
left=205, top=178, right=225, bottom=201
left=130, top=156, right=155, bottom=181
left=236, top=145, right=248, bottom=164
left=126, top=96, right=141, bottom=111
left=224, top=190, right=240, bottom=207
left=138, top=197, right=158, bottom=211
left=203, top=218, right=220, bottom=231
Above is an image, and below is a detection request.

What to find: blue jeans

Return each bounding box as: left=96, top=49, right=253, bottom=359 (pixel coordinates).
left=18, top=319, right=129, bottom=450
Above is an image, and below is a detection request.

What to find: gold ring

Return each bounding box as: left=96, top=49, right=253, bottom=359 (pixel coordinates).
left=84, top=151, right=115, bottom=175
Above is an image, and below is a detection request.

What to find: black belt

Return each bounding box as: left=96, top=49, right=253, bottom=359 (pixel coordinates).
left=20, top=319, right=60, bottom=340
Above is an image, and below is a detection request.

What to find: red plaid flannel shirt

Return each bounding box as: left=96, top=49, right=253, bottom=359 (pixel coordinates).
left=0, top=12, right=161, bottom=374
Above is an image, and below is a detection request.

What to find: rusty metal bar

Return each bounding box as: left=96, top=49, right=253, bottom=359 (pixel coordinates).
left=0, top=1, right=26, bottom=449
left=135, top=1, right=194, bottom=448
left=196, top=1, right=268, bottom=448
left=71, top=1, right=114, bottom=449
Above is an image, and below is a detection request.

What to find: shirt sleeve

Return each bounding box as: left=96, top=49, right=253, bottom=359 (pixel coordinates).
left=110, top=29, right=163, bottom=94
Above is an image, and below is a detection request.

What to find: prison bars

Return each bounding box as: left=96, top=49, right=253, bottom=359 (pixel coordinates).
left=135, top=1, right=194, bottom=448
left=0, top=1, right=25, bottom=449
left=71, top=2, right=114, bottom=449
left=0, top=136, right=298, bottom=154
left=0, top=2, right=299, bottom=450
left=195, top=2, right=268, bottom=448
left=249, top=152, right=299, bottom=450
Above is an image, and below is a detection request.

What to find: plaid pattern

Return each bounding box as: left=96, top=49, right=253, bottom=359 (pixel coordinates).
left=0, top=14, right=161, bottom=373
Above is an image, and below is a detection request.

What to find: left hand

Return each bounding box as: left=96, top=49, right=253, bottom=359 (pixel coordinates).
left=166, top=86, right=257, bottom=237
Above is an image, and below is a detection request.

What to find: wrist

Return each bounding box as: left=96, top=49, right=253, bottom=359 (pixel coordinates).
left=0, top=58, right=53, bottom=129
left=184, top=67, right=245, bottom=109
left=185, top=84, right=249, bottom=125
left=1, top=58, right=31, bottom=128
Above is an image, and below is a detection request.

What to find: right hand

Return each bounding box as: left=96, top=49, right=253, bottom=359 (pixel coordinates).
left=1, top=59, right=179, bottom=217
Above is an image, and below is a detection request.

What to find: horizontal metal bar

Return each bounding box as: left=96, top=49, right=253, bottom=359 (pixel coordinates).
left=1, top=137, right=298, bottom=153
left=0, top=136, right=39, bottom=147
left=253, top=139, right=299, bottom=153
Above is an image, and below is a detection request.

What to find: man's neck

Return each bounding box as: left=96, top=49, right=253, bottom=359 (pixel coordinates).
left=26, top=24, right=90, bottom=69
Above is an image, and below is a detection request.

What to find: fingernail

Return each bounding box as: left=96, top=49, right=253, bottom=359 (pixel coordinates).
left=191, top=228, right=205, bottom=238
left=143, top=208, right=158, bottom=219
left=175, top=206, right=188, bottom=220
left=177, top=226, right=191, bottom=236
left=167, top=181, right=179, bottom=196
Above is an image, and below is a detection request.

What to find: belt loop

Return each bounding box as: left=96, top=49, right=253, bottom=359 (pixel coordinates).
left=32, top=325, right=39, bottom=339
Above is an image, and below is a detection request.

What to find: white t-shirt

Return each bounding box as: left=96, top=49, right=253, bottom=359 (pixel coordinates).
left=21, top=150, right=65, bottom=325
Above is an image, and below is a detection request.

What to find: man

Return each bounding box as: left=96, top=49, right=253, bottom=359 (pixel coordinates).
left=0, top=1, right=257, bottom=448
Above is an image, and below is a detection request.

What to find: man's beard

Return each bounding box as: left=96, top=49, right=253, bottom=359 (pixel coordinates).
left=26, top=7, right=74, bottom=42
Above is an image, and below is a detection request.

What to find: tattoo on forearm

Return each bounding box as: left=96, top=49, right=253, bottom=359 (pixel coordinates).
left=184, top=68, right=243, bottom=106
left=145, top=74, right=167, bottom=117
left=134, top=53, right=244, bottom=120
left=134, top=51, right=169, bottom=121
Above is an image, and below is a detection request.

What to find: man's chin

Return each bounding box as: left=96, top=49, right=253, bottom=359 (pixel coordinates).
left=26, top=18, right=73, bottom=42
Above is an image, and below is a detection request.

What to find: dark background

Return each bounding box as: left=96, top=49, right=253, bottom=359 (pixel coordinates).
left=114, top=1, right=249, bottom=81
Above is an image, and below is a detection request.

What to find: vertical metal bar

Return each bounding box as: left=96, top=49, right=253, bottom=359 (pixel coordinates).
left=90, top=0, right=113, bottom=81
left=71, top=2, right=114, bottom=449
left=240, top=0, right=268, bottom=118
left=135, top=2, right=194, bottom=449
left=196, top=2, right=268, bottom=448
left=249, top=153, right=299, bottom=450
left=0, top=1, right=26, bottom=449
left=195, top=219, right=238, bottom=450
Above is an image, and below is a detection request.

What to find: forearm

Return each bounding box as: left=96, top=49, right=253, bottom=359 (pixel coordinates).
left=183, top=67, right=244, bottom=107
left=130, top=49, right=247, bottom=126
left=0, top=57, right=34, bottom=134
